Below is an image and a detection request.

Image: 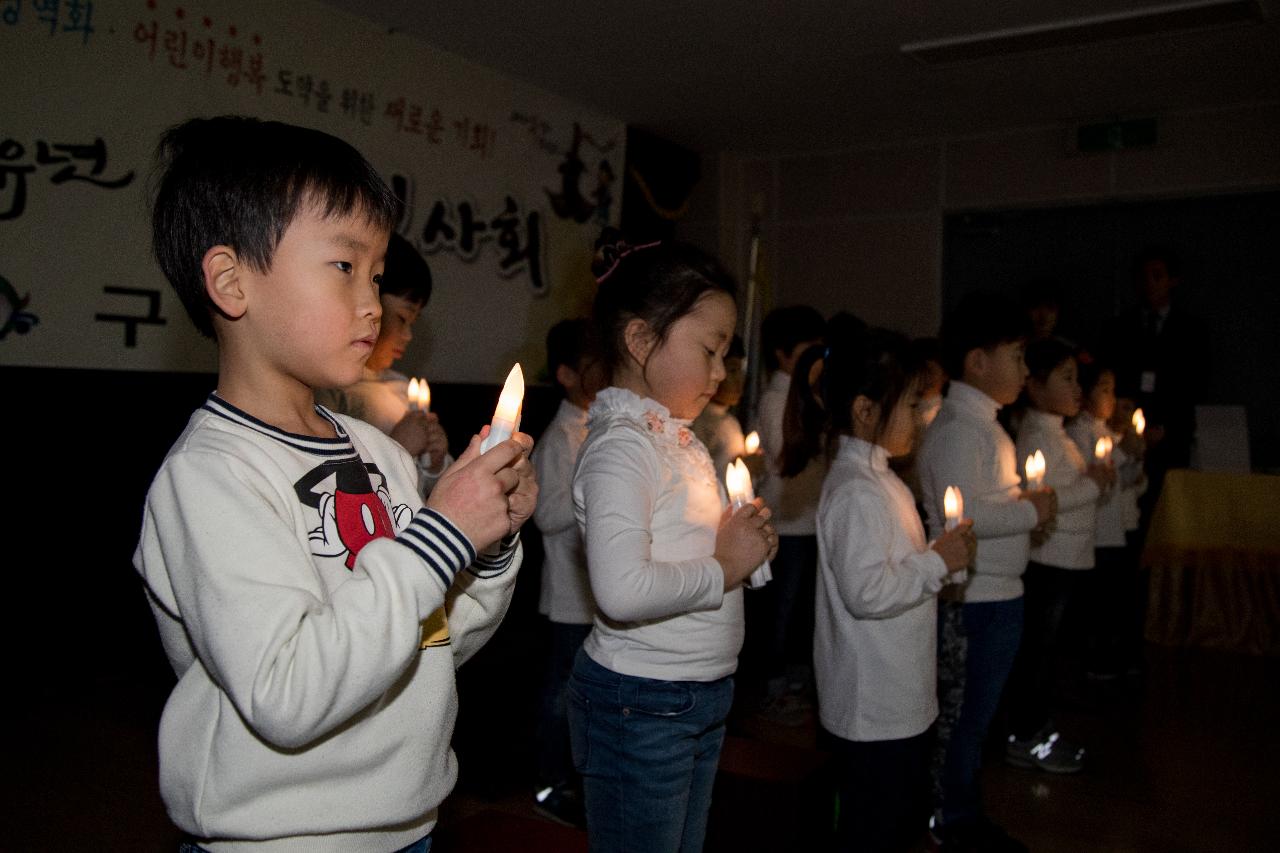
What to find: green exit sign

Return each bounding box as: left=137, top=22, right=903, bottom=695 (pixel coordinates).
left=1077, top=118, right=1158, bottom=151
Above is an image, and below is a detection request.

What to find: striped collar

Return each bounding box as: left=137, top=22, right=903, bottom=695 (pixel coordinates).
left=201, top=393, right=356, bottom=457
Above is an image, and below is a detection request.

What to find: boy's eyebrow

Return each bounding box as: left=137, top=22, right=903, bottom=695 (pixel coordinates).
left=327, top=233, right=374, bottom=253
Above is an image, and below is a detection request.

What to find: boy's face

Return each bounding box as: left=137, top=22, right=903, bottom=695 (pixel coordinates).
left=881, top=379, right=922, bottom=458
left=367, top=294, right=423, bottom=374
left=232, top=204, right=388, bottom=393
left=965, top=341, right=1027, bottom=406
left=1086, top=370, right=1117, bottom=421
left=711, top=356, right=745, bottom=406
left=1029, top=358, right=1083, bottom=419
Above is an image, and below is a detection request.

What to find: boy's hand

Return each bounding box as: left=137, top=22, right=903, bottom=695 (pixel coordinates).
left=1085, top=461, right=1116, bottom=493
left=500, top=429, right=538, bottom=535
left=715, top=499, right=776, bottom=591
left=390, top=411, right=433, bottom=458
left=1022, top=487, right=1057, bottom=526
left=1119, top=430, right=1145, bottom=460
left=426, top=432, right=525, bottom=552
left=931, top=519, right=976, bottom=573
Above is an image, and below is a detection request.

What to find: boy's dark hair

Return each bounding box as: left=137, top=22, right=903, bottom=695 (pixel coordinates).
left=762, top=305, right=826, bottom=372
left=781, top=327, right=919, bottom=476
left=591, top=238, right=736, bottom=381
left=381, top=233, right=433, bottom=306
left=1132, top=245, right=1182, bottom=281
left=546, top=318, right=592, bottom=384
left=1025, top=336, right=1078, bottom=384
left=151, top=115, right=399, bottom=338
left=939, top=291, right=1032, bottom=380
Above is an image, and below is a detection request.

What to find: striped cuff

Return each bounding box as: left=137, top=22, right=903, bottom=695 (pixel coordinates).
left=468, top=532, right=520, bottom=579
left=396, top=508, right=478, bottom=592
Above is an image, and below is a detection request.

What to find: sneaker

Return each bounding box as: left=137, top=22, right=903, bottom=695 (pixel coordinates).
left=1004, top=727, right=1085, bottom=774
left=929, top=816, right=1028, bottom=853
left=533, top=783, right=585, bottom=828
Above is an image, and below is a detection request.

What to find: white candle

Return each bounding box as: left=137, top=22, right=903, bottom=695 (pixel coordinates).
left=726, top=457, right=772, bottom=589
left=744, top=430, right=761, bottom=456
left=944, top=486, right=964, bottom=531
left=1025, top=450, right=1046, bottom=491
left=407, top=377, right=431, bottom=412
left=479, top=364, right=524, bottom=452
left=1132, top=408, right=1146, bottom=437
left=1094, top=435, right=1113, bottom=463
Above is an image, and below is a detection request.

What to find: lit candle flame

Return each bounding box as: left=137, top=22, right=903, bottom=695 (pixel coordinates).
left=479, top=363, right=525, bottom=452
left=744, top=431, right=760, bottom=456
left=944, top=486, right=964, bottom=531
left=1094, top=436, right=1113, bottom=461
left=1132, top=408, right=1145, bottom=437
left=407, top=377, right=431, bottom=412
left=726, top=461, right=745, bottom=505
left=1025, top=450, right=1046, bottom=490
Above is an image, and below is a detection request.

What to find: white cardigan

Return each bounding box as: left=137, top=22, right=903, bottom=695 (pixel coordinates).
left=815, top=436, right=947, bottom=741
left=573, top=387, right=744, bottom=682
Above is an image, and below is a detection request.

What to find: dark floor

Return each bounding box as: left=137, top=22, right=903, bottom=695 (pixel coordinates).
left=3, top=643, right=1277, bottom=851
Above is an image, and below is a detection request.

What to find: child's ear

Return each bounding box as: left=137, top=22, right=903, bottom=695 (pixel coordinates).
left=963, top=347, right=986, bottom=381
left=202, top=245, right=247, bottom=320
left=851, top=394, right=878, bottom=431
left=555, top=363, right=581, bottom=391
left=623, top=318, right=656, bottom=367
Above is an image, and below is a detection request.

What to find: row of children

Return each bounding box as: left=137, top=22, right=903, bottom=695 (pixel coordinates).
left=132, top=112, right=1143, bottom=853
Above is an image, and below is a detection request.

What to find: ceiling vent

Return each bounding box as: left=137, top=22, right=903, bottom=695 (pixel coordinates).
left=900, top=0, right=1264, bottom=64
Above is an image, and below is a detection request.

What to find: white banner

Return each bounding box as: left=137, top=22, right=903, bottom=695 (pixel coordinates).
left=0, top=0, right=623, bottom=383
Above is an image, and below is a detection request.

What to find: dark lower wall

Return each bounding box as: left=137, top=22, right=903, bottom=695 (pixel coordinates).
left=2, top=365, right=561, bottom=702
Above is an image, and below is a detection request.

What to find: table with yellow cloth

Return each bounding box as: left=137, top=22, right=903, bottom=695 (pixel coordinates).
left=1143, top=469, right=1280, bottom=655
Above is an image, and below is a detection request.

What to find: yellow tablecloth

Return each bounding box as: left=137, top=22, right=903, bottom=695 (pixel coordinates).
left=1143, top=470, right=1280, bottom=655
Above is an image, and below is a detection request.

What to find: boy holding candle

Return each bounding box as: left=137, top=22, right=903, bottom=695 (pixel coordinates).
left=317, top=232, right=452, bottom=495
left=135, top=115, right=536, bottom=852
left=531, top=318, right=604, bottom=825
left=917, top=292, right=1056, bottom=852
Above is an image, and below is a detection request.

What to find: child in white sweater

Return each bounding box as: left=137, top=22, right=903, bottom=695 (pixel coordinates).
left=1006, top=338, right=1114, bottom=774
left=784, top=328, right=974, bottom=852
left=1067, top=361, right=1146, bottom=679
left=568, top=239, right=777, bottom=853
left=136, top=116, right=534, bottom=852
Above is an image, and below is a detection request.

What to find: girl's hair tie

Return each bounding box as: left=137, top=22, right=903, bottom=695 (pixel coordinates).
left=595, top=240, right=662, bottom=284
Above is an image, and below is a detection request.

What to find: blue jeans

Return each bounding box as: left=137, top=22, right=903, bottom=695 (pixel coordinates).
left=536, top=620, right=593, bottom=787
left=937, top=597, right=1024, bottom=828
left=567, top=649, right=735, bottom=853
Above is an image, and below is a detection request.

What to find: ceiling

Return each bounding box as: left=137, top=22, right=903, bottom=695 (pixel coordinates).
left=319, top=0, right=1280, bottom=155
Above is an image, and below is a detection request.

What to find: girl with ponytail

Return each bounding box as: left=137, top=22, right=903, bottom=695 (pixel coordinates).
left=784, top=327, right=976, bottom=852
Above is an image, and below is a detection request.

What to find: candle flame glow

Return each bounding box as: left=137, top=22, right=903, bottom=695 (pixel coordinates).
left=494, top=364, right=524, bottom=427
left=944, top=486, right=963, bottom=524
left=1094, top=436, right=1113, bottom=460
left=744, top=431, right=760, bottom=455
left=1025, top=450, right=1046, bottom=487
left=1132, top=408, right=1146, bottom=436
left=726, top=462, right=744, bottom=501
left=407, top=378, right=419, bottom=408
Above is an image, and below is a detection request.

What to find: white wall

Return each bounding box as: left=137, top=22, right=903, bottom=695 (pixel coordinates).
left=679, top=101, right=1280, bottom=338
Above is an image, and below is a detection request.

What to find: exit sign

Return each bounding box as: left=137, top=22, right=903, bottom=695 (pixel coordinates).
left=1077, top=118, right=1158, bottom=151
